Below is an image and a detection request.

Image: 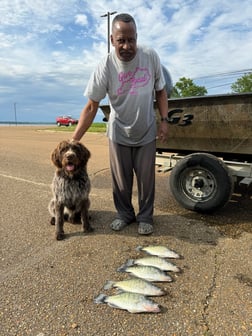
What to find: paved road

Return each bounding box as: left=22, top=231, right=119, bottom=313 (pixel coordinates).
left=0, top=126, right=251, bottom=336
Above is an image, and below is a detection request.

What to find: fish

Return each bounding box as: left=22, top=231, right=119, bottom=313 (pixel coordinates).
left=136, top=245, right=181, bottom=259
left=117, top=264, right=173, bottom=282
left=94, top=292, right=161, bottom=313
left=126, top=256, right=181, bottom=273
left=103, top=278, right=165, bottom=296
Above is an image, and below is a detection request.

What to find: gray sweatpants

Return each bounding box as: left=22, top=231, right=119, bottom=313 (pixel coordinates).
left=109, top=139, right=156, bottom=224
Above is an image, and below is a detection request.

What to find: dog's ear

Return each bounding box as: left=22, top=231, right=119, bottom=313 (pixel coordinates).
left=84, top=146, right=91, bottom=161
left=78, top=142, right=91, bottom=164
left=51, top=146, right=62, bottom=168
left=51, top=141, right=69, bottom=168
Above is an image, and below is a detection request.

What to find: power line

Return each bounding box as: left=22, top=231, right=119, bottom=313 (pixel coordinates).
left=193, top=68, right=252, bottom=80
left=206, top=82, right=234, bottom=90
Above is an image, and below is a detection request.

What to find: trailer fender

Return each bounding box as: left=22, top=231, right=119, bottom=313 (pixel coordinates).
left=169, top=153, right=233, bottom=213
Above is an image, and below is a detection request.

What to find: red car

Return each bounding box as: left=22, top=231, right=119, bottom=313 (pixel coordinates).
left=56, top=115, right=78, bottom=127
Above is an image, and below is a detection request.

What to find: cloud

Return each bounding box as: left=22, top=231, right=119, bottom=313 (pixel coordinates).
left=75, top=14, right=88, bottom=26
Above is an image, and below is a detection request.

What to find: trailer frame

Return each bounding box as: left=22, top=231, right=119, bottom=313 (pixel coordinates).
left=156, top=153, right=252, bottom=186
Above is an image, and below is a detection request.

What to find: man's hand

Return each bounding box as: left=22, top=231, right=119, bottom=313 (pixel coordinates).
left=157, top=121, right=168, bottom=143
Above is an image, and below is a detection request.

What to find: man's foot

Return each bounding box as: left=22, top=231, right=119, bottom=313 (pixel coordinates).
left=110, top=219, right=128, bottom=231
left=138, top=222, right=153, bottom=235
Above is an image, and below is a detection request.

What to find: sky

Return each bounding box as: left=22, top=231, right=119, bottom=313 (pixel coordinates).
left=0, top=0, right=251, bottom=123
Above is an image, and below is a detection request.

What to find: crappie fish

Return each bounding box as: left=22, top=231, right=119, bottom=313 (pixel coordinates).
left=103, top=278, right=165, bottom=296
left=137, top=245, right=181, bottom=259
left=117, top=264, right=173, bottom=282
left=94, top=292, right=161, bottom=313
left=126, top=256, right=181, bottom=273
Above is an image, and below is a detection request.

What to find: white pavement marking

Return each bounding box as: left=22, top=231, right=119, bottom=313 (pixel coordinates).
left=0, top=172, right=49, bottom=187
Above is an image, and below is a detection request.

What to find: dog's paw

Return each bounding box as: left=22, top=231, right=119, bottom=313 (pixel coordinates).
left=64, top=213, right=69, bottom=221
left=83, top=226, right=94, bottom=234
left=55, top=231, right=65, bottom=240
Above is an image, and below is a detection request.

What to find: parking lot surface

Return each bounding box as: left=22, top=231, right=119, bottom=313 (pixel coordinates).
left=0, top=126, right=251, bottom=336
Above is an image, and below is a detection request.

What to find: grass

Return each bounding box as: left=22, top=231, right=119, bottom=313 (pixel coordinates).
left=49, top=122, right=107, bottom=133
left=89, top=122, right=107, bottom=132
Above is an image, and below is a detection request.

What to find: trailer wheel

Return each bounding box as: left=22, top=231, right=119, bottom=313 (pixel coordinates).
left=169, top=153, right=233, bottom=213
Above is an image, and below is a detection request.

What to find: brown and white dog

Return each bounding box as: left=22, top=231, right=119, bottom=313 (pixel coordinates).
left=48, top=140, right=93, bottom=240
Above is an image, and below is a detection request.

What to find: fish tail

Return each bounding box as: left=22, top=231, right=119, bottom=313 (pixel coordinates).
left=117, top=263, right=128, bottom=272
left=94, top=293, right=107, bottom=304
left=103, top=280, right=114, bottom=290
left=125, top=259, right=135, bottom=267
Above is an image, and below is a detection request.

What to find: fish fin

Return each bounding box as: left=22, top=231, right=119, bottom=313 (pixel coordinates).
left=127, top=308, right=140, bottom=313
left=117, top=263, right=127, bottom=272
left=103, top=280, right=114, bottom=290
left=94, top=293, right=107, bottom=304
left=107, top=302, right=122, bottom=310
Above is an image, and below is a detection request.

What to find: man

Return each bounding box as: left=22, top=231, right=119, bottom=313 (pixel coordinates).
left=72, top=13, right=169, bottom=235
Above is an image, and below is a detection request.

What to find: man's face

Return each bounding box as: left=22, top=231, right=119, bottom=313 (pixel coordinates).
left=111, top=21, right=137, bottom=62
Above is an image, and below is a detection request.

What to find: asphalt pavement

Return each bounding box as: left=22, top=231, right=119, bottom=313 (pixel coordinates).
left=0, top=126, right=251, bottom=336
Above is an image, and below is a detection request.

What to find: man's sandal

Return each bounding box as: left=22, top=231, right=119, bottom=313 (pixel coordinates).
left=110, top=219, right=128, bottom=231
left=138, top=222, right=153, bottom=235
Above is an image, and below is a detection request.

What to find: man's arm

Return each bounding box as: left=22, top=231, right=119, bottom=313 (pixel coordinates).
left=72, top=99, right=100, bottom=141
left=155, top=88, right=169, bottom=143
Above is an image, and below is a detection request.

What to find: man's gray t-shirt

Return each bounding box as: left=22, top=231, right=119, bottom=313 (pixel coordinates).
left=84, top=45, right=165, bottom=146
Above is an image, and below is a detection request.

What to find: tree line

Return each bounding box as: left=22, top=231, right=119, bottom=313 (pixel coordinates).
left=171, top=72, right=252, bottom=97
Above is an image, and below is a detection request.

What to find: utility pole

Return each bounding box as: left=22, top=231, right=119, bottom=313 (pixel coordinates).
left=101, top=11, right=117, bottom=53
left=14, top=102, right=17, bottom=126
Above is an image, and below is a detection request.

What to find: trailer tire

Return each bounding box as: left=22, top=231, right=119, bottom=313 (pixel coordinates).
left=169, top=153, right=233, bottom=213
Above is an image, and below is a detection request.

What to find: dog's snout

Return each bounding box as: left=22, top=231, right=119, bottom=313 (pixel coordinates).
left=65, top=150, right=76, bottom=160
